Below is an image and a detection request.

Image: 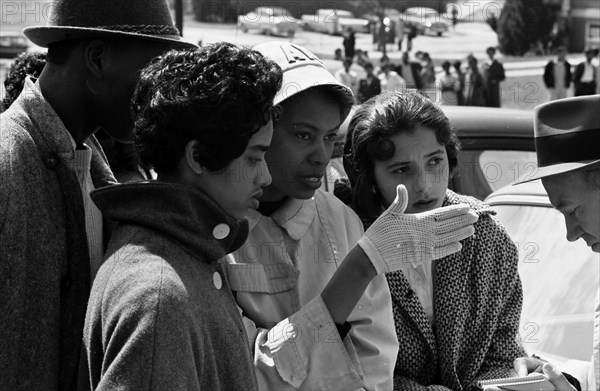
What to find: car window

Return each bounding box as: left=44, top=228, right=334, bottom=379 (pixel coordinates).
left=336, top=10, right=354, bottom=18
left=478, top=150, right=538, bottom=191
left=492, top=203, right=598, bottom=361
left=269, top=8, right=286, bottom=17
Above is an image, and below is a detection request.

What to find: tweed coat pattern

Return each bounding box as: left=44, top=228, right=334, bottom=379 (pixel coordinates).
left=387, top=190, right=525, bottom=391
left=0, top=79, right=115, bottom=391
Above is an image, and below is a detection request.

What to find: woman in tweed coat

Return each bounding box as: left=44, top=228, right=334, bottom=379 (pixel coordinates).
left=338, top=90, right=525, bottom=390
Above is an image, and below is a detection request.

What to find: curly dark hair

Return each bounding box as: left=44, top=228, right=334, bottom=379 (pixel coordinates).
left=131, top=42, right=282, bottom=173
left=340, top=90, right=460, bottom=224
left=2, top=51, right=47, bottom=111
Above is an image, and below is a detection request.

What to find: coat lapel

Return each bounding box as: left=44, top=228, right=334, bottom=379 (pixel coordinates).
left=433, top=241, right=473, bottom=389
left=387, top=270, right=438, bottom=360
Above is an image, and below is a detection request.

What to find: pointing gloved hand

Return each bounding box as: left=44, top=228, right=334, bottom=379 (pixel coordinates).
left=358, top=184, right=478, bottom=275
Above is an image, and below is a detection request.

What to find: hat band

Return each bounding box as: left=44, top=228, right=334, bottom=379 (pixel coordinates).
left=536, top=128, right=600, bottom=167
left=96, top=24, right=180, bottom=36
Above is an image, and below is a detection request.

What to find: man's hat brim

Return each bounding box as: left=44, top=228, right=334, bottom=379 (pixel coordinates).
left=514, top=95, right=600, bottom=184
left=23, top=26, right=197, bottom=48
left=515, top=159, right=600, bottom=184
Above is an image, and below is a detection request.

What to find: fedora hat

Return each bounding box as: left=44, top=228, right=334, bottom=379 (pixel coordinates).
left=516, top=94, right=600, bottom=183
left=253, top=41, right=354, bottom=111
left=23, top=0, right=196, bottom=48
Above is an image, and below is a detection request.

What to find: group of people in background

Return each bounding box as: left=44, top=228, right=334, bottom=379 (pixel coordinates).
left=335, top=45, right=506, bottom=107
left=544, top=46, right=600, bottom=100
left=1, top=0, right=599, bottom=390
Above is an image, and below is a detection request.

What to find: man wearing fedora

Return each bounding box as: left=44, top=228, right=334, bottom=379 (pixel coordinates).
left=0, top=0, right=195, bottom=389
left=513, top=95, right=600, bottom=391
left=573, top=47, right=598, bottom=96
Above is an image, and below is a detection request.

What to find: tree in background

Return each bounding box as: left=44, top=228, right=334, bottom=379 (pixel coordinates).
left=497, top=0, right=557, bottom=56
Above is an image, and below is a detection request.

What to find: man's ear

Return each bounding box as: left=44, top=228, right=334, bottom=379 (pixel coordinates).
left=184, top=140, right=204, bottom=175
left=83, top=39, right=108, bottom=78
left=83, top=39, right=109, bottom=95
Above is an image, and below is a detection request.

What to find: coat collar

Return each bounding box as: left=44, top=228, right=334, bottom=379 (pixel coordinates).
left=9, top=77, right=116, bottom=189
left=246, top=196, right=316, bottom=241
left=18, top=77, right=75, bottom=158
left=443, top=189, right=495, bottom=217
left=91, top=181, right=249, bottom=263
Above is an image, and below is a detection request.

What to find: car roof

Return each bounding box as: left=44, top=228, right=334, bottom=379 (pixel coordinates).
left=404, top=7, right=439, bottom=14
left=441, top=106, right=533, bottom=139
left=485, top=181, right=550, bottom=207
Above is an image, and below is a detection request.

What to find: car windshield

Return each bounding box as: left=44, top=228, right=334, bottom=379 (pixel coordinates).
left=478, top=150, right=538, bottom=191
left=491, top=202, right=598, bottom=361
left=0, top=35, right=27, bottom=46
left=336, top=10, right=354, bottom=19
left=257, top=7, right=287, bottom=17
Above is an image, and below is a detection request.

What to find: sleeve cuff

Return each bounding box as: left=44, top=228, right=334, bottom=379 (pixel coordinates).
left=263, top=296, right=363, bottom=389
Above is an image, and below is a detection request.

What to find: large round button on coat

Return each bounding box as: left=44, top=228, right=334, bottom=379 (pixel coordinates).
left=213, top=272, right=222, bottom=290
left=212, top=223, right=230, bottom=239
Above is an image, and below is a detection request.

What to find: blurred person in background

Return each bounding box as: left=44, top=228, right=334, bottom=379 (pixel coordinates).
left=453, top=60, right=466, bottom=105
left=357, top=62, right=381, bottom=103
left=481, top=46, right=505, bottom=107
left=436, top=60, right=461, bottom=105
left=396, top=17, right=405, bottom=52
left=321, top=106, right=356, bottom=193
left=419, top=52, right=436, bottom=98
left=543, top=45, right=572, bottom=101
left=513, top=95, right=600, bottom=391
left=335, top=57, right=359, bottom=97
left=573, top=47, right=597, bottom=96
left=379, top=62, right=406, bottom=93
left=464, top=54, right=486, bottom=106
left=395, top=51, right=422, bottom=90
left=343, top=28, right=356, bottom=60
left=355, top=48, right=370, bottom=68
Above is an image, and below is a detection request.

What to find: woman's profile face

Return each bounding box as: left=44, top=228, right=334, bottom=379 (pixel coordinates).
left=373, top=126, right=449, bottom=214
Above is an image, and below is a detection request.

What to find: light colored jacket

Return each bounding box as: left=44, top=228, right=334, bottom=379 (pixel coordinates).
left=223, top=190, right=398, bottom=390
left=0, top=78, right=115, bottom=390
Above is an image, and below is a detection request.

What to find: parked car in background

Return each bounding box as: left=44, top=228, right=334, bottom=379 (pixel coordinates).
left=442, top=106, right=536, bottom=200
left=486, top=181, right=598, bottom=366
left=301, top=9, right=370, bottom=35
left=0, top=33, right=29, bottom=59
left=238, top=7, right=301, bottom=38
left=402, top=7, right=449, bottom=36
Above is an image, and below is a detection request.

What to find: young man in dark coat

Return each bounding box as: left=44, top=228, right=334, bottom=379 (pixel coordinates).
left=395, top=51, right=423, bottom=90
left=482, top=46, right=505, bottom=107
left=543, top=46, right=572, bottom=100
left=0, top=0, right=195, bottom=389
left=573, top=47, right=597, bottom=96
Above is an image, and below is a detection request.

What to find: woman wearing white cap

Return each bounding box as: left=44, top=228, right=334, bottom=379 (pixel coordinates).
left=221, top=41, right=478, bottom=390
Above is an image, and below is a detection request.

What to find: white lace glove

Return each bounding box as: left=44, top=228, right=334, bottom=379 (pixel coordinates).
left=358, top=185, right=478, bottom=275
